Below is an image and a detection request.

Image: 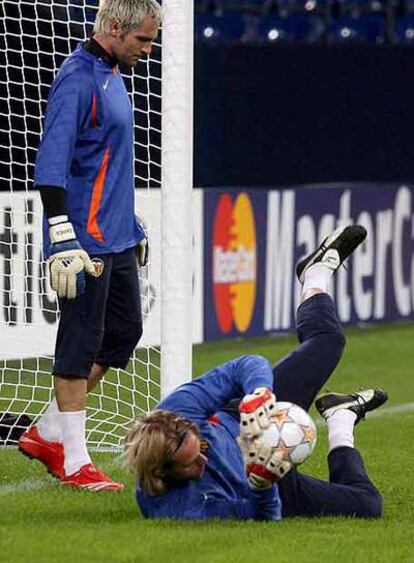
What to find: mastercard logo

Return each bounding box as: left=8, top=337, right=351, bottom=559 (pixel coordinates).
left=212, top=193, right=257, bottom=334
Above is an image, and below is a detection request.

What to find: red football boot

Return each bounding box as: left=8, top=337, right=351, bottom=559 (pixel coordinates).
left=61, top=463, right=124, bottom=491
left=18, top=425, right=64, bottom=479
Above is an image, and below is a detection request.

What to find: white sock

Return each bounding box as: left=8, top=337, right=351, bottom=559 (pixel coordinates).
left=37, top=398, right=63, bottom=443
left=326, top=409, right=357, bottom=453
left=60, top=411, right=92, bottom=476
left=302, top=263, right=333, bottom=294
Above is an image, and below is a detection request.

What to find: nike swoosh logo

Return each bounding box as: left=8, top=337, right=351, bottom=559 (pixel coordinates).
left=103, top=79, right=110, bottom=90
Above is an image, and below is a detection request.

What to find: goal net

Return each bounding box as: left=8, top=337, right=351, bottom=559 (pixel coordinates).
left=0, top=0, right=192, bottom=450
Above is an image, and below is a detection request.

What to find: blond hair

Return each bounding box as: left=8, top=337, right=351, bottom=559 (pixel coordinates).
left=123, top=410, right=199, bottom=495
left=94, top=0, right=161, bottom=35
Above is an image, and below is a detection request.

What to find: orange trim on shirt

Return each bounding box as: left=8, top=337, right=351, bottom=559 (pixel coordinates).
left=87, top=147, right=110, bottom=243
left=91, top=94, right=97, bottom=128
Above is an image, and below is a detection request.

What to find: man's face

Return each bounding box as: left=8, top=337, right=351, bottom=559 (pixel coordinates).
left=112, top=16, right=159, bottom=68
left=168, top=431, right=208, bottom=482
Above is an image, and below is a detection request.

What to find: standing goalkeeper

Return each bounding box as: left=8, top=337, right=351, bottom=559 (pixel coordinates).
left=19, top=0, right=161, bottom=491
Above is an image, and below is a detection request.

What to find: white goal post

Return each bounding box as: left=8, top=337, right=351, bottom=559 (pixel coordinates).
left=0, top=0, right=193, bottom=449
left=161, top=0, right=194, bottom=398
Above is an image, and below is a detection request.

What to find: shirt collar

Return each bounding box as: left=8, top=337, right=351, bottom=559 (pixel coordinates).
left=84, top=37, right=118, bottom=69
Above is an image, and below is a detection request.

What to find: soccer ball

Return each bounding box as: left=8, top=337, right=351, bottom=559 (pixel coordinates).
left=261, top=401, right=317, bottom=466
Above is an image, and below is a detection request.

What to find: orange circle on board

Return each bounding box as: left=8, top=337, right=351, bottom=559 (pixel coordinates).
left=212, top=193, right=257, bottom=334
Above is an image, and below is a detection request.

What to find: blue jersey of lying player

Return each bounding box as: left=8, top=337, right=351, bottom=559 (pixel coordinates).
left=34, top=43, right=145, bottom=256
left=136, top=355, right=282, bottom=520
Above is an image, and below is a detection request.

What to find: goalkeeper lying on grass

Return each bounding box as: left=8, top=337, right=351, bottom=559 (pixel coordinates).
left=123, top=225, right=387, bottom=520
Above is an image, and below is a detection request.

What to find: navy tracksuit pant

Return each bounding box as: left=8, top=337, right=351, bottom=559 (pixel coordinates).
left=54, top=248, right=143, bottom=378
left=273, top=293, right=383, bottom=518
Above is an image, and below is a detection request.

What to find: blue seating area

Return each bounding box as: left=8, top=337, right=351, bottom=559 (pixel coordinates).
left=257, top=13, right=325, bottom=43
left=194, top=0, right=413, bottom=45
left=394, top=14, right=414, bottom=43
left=327, top=14, right=386, bottom=44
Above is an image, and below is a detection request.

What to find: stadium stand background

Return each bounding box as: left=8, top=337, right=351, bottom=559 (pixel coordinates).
left=193, top=0, right=414, bottom=187
left=194, top=0, right=414, bottom=46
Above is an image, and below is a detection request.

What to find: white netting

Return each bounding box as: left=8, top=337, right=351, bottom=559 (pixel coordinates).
left=0, top=0, right=162, bottom=449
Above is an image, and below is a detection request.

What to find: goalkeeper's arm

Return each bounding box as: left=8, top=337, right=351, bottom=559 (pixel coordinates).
left=40, top=186, right=95, bottom=299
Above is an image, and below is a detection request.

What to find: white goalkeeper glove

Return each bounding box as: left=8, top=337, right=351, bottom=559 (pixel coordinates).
left=239, top=387, right=277, bottom=439
left=135, top=215, right=149, bottom=267
left=48, top=218, right=95, bottom=299
left=136, top=237, right=149, bottom=267
left=238, top=437, right=292, bottom=491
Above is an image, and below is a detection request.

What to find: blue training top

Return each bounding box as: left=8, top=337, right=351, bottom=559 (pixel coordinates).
left=136, top=355, right=282, bottom=521
left=34, top=44, right=145, bottom=256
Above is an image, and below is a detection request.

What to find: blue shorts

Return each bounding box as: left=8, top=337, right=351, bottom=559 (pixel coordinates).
left=53, top=248, right=143, bottom=378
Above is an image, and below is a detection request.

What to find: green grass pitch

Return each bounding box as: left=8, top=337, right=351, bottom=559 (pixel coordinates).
left=0, top=323, right=414, bottom=563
